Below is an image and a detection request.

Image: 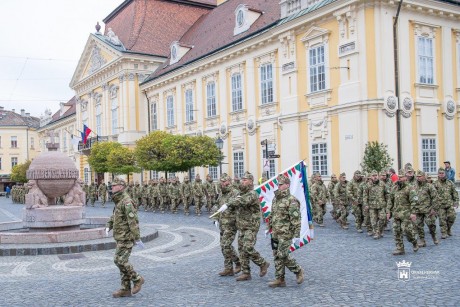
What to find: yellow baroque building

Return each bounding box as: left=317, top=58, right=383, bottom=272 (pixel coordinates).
left=138, top=0, right=460, bottom=181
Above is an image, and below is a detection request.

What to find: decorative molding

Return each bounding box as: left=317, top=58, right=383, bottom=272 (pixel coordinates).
left=102, top=83, right=109, bottom=91
left=205, top=115, right=220, bottom=128
left=230, top=109, right=247, bottom=123
left=301, top=26, right=331, bottom=48
left=255, top=51, right=277, bottom=66
left=128, top=73, right=135, bottom=81
left=412, top=21, right=439, bottom=38
left=89, top=45, right=106, bottom=74
left=258, top=102, right=278, bottom=117
left=246, top=116, right=257, bottom=136
left=400, top=93, right=414, bottom=118
left=305, top=89, right=332, bottom=108
left=444, top=96, right=456, bottom=120
left=110, top=84, right=119, bottom=99
left=383, top=92, right=398, bottom=117
left=308, top=115, right=328, bottom=140
left=219, top=122, right=228, bottom=140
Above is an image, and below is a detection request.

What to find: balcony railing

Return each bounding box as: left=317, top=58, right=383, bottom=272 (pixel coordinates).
left=78, top=136, right=109, bottom=153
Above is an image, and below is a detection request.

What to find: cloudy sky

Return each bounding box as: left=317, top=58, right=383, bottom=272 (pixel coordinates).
left=0, top=0, right=124, bottom=117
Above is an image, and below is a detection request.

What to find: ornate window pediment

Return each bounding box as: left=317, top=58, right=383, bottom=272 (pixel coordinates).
left=301, top=26, right=331, bottom=48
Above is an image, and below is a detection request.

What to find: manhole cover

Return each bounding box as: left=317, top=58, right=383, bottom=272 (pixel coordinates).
left=58, top=253, right=86, bottom=260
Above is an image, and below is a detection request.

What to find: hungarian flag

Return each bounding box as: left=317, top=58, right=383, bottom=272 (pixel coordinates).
left=81, top=125, right=92, bottom=145
left=255, top=161, right=314, bottom=253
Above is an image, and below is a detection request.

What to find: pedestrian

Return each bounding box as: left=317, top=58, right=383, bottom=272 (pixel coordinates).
left=105, top=177, right=145, bottom=298
left=5, top=185, right=11, bottom=198
left=433, top=167, right=459, bottom=238
left=389, top=168, right=399, bottom=183
left=443, top=161, right=456, bottom=182
left=267, top=174, right=304, bottom=287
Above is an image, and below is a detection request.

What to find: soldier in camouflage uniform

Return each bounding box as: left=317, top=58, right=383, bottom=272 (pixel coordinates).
left=334, top=173, right=349, bottom=229
left=364, top=171, right=387, bottom=239
left=150, top=179, right=160, bottom=212
left=204, top=174, right=218, bottom=213
left=308, top=173, right=317, bottom=220
left=360, top=173, right=372, bottom=235
left=106, top=177, right=144, bottom=297
left=310, top=173, right=329, bottom=227
left=327, top=174, right=338, bottom=221
left=98, top=182, right=108, bottom=208
left=347, top=170, right=364, bottom=232
left=126, top=182, right=134, bottom=200
left=158, top=177, right=169, bottom=213
left=218, top=171, right=270, bottom=281
left=214, top=173, right=241, bottom=276
left=192, top=174, right=205, bottom=216
left=232, top=176, right=241, bottom=191
left=141, top=183, right=149, bottom=211
left=134, top=182, right=142, bottom=209
left=267, top=174, right=304, bottom=288
left=169, top=177, right=181, bottom=214
left=89, top=182, right=97, bottom=207
left=433, top=167, right=459, bottom=239
left=386, top=169, right=419, bottom=255
left=83, top=183, right=89, bottom=205
left=414, top=170, right=439, bottom=246
left=180, top=175, right=193, bottom=215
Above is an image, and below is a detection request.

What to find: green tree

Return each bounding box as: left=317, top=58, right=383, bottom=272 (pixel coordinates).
left=360, top=141, right=394, bottom=173
left=107, top=147, right=141, bottom=177
left=87, top=141, right=122, bottom=173
left=11, top=160, right=32, bottom=183
left=134, top=131, right=170, bottom=171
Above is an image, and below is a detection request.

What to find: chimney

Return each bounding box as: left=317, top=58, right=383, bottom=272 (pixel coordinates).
left=21, top=109, right=25, bottom=116
left=26, top=113, right=30, bottom=117
left=0, top=106, right=3, bottom=110
left=12, top=109, right=15, bottom=113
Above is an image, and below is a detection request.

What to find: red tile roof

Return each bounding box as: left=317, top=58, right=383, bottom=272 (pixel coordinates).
left=103, top=0, right=215, bottom=57
left=0, top=109, right=40, bottom=128
left=46, top=96, right=77, bottom=126
left=145, top=0, right=280, bottom=81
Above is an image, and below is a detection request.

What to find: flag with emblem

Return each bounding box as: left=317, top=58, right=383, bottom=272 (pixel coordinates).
left=255, top=160, right=314, bottom=252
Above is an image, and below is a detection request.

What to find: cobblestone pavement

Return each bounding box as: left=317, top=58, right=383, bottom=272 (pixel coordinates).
left=0, top=197, right=459, bottom=306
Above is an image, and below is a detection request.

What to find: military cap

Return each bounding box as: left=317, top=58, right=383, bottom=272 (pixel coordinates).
left=405, top=166, right=414, bottom=173
left=331, top=173, right=337, bottom=178
left=220, top=173, right=231, bottom=182
left=398, top=169, right=406, bottom=177
left=277, top=174, right=290, bottom=185
left=354, top=170, right=362, bottom=175
left=241, top=171, right=254, bottom=181
left=340, top=172, right=346, bottom=177
left=370, top=170, right=378, bottom=176
left=438, top=167, right=445, bottom=173
left=112, top=177, right=127, bottom=187
left=444, top=161, right=450, bottom=164
left=416, top=170, right=425, bottom=177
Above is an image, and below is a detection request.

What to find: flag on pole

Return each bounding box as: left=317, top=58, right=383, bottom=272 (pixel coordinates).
left=70, top=134, right=80, bottom=151
left=255, top=160, right=314, bottom=253
left=81, top=125, right=92, bottom=145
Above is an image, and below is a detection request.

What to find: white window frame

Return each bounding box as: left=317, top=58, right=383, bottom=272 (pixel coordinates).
left=11, top=136, right=18, bottom=148
left=208, top=166, right=218, bottom=180
left=206, top=82, right=217, bottom=117
left=231, top=73, right=243, bottom=111
left=167, top=95, right=175, bottom=127
left=62, top=132, right=67, bottom=151
left=30, top=137, right=34, bottom=149
left=311, top=143, right=328, bottom=176
left=417, top=36, right=434, bottom=85
left=96, top=104, right=102, bottom=136
left=11, top=157, right=18, bottom=168
left=185, top=89, right=194, bottom=123
left=189, top=168, right=196, bottom=180
left=421, top=137, right=437, bottom=174
left=309, top=45, right=326, bottom=92
left=84, top=167, right=90, bottom=184
left=233, top=151, right=244, bottom=178
left=260, top=63, right=273, bottom=104
left=110, top=88, right=118, bottom=135
left=150, top=170, right=159, bottom=180
left=150, top=102, right=158, bottom=131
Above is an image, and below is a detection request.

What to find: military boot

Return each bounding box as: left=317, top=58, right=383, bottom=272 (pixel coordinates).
left=132, top=276, right=145, bottom=294
left=234, top=263, right=241, bottom=274
left=296, top=268, right=304, bottom=284
left=441, top=233, right=447, bottom=239
left=112, top=289, right=132, bottom=298
left=218, top=268, right=234, bottom=276
left=268, top=278, right=286, bottom=288
left=236, top=273, right=251, bottom=281
left=357, top=228, right=363, bottom=233
left=367, top=230, right=373, bottom=236
left=392, top=248, right=405, bottom=256
left=259, top=262, right=270, bottom=277
left=447, top=226, right=453, bottom=236
left=418, top=239, right=426, bottom=247
left=431, top=233, right=439, bottom=245
left=373, top=232, right=380, bottom=240
left=412, top=242, right=419, bottom=253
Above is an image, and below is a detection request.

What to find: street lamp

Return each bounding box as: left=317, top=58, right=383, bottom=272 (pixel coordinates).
left=215, top=136, right=224, bottom=175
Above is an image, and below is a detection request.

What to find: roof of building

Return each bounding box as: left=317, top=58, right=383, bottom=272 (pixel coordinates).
left=0, top=108, right=40, bottom=129
left=101, top=0, right=215, bottom=57
left=44, top=97, right=77, bottom=127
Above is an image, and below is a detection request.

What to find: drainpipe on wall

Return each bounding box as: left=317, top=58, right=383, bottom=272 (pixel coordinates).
left=394, top=0, right=403, bottom=170
left=143, top=91, right=151, bottom=183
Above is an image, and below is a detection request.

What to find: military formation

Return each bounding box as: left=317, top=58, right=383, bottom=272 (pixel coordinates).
left=10, top=184, right=27, bottom=204
left=309, top=164, right=459, bottom=256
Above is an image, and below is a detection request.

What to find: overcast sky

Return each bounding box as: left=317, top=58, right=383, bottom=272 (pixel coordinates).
left=0, top=0, right=124, bottom=117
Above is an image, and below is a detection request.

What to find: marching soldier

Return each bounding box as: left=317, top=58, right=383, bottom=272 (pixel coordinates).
left=89, top=182, right=97, bottom=207
left=169, top=177, right=181, bottom=214
left=204, top=174, right=218, bottom=213
left=347, top=170, right=364, bottom=232
left=192, top=174, right=205, bottom=216
left=99, top=182, right=108, bottom=208
left=433, top=168, right=459, bottom=239
left=158, top=177, right=169, bottom=213
left=310, top=173, right=329, bottom=227
left=327, top=174, right=339, bottom=221
left=334, top=173, right=349, bottom=229
left=414, top=170, right=439, bottom=246
left=364, top=171, right=387, bottom=239
left=180, top=175, right=193, bottom=215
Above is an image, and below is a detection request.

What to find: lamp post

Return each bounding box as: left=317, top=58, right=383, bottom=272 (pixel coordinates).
left=215, top=136, right=224, bottom=175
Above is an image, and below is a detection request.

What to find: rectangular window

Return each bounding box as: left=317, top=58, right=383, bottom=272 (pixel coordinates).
left=84, top=167, right=90, bottom=184
left=150, top=103, right=158, bottom=131
left=260, top=63, right=273, bottom=104
left=169, top=172, right=176, bottom=179
left=96, top=104, right=102, bottom=136
left=11, top=157, right=18, bottom=168
left=62, top=132, right=67, bottom=151
left=231, top=73, right=243, bottom=111
left=209, top=166, right=218, bottom=180
left=312, top=143, right=328, bottom=176
left=233, top=151, right=244, bottom=178
left=189, top=168, right=195, bottom=180
left=185, top=90, right=194, bottom=123
left=309, top=45, right=326, bottom=92
left=111, top=94, right=118, bottom=135
left=167, top=96, right=175, bottom=127
left=11, top=136, right=18, bottom=148
left=150, top=170, right=159, bottom=180
left=421, top=138, right=437, bottom=173
left=30, top=137, right=34, bottom=149
left=262, top=148, right=276, bottom=178
left=206, top=82, right=217, bottom=117
left=418, top=37, right=434, bottom=84
left=0, top=157, right=2, bottom=169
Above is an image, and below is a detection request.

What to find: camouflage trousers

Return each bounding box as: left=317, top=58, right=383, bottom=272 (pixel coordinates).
left=315, top=203, right=326, bottom=224
left=438, top=206, right=456, bottom=236
left=271, top=237, right=301, bottom=279
left=238, top=229, right=267, bottom=274
left=150, top=197, right=159, bottom=211
left=219, top=223, right=240, bottom=270
left=352, top=203, right=364, bottom=230
left=369, top=208, right=386, bottom=234
left=100, top=195, right=106, bottom=207
left=206, top=196, right=216, bottom=212
left=142, top=197, right=149, bottom=209
left=182, top=195, right=192, bottom=214
left=159, top=195, right=169, bottom=212
left=90, top=197, right=96, bottom=206
left=114, top=241, right=141, bottom=291
left=330, top=202, right=338, bottom=220
left=415, top=212, right=437, bottom=240
left=170, top=197, right=180, bottom=213
left=310, top=202, right=316, bottom=221
left=194, top=195, right=205, bottom=215
left=362, top=206, right=372, bottom=232
left=392, top=217, right=417, bottom=250
left=337, top=203, right=350, bottom=226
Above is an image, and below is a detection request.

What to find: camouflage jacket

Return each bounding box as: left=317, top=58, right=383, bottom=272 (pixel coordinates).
left=228, top=186, right=261, bottom=231
left=134, top=185, right=142, bottom=199
left=106, top=191, right=140, bottom=242
left=364, top=180, right=387, bottom=210
left=310, top=181, right=329, bottom=205
left=267, top=189, right=301, bottom=240
left=168, top=183, right=181, bottom=199
left=150, top=184, right=159, bottom=198
left=347, top=179, right=363, bottom=204
left=98, top=184, right=107, bottom=195
left=180, top=181, right=192, bottom=197
left=434, top=179, right=459, bottom=208
left=88, top=185, right=97, bottom=197
left=203, top=180, right=217, bottom=198
left=158, top=183, right=168, bottom=197
left=334, top=181, right=349, bottom=205
left=126, top=186, right=134, bottom=198
left=218, top=186, right=240, bottom=227
left=387, top=182, right=418, bottom=219
left=327, top=181, right=337, bottom=203
left=192, top=180, right=205, bottom=197
left=358, top=181, right=369, bottom=207
left=414, top=181, right=437, bottom=213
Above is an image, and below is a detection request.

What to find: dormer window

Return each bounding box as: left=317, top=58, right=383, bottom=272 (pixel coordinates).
left=234, top=4, right=262, bottom=36
left=171, top=45, right=178, bottom=62
left=170, top=41, right=192, bottom=65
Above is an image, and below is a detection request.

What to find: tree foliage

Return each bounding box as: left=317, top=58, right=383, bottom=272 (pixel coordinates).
left=87, top=141, right=122, bottom=173
left=107, top=147, right=140, bottom=176
left=11, top=160, right=32, bottom=183
left=360, top=141, right=394, bottom=173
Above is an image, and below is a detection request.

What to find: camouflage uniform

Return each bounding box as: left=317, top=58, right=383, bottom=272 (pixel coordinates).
left=308, top=174, right=317, bottom=219
left=347, top=171, right=364, bottom=232
left=433, top=168, right=459, bottom=238
left=83, top=184, right=89, bottom=205
left=150, top=180, right=160, bottom=212
left=232, top=177, right=241, bottom=191
left=267, top=174, right=303, bottom=287
left=98, top=183, right=107, bottom=208
left=364, top=171, right=387, bottom=239
left=359, top=173, right=372, bottom=234
left=134, top=182, right=142, bottom=208
left=158, top=178, right=169, bottom=213
left=141, top=183, right=149, bottom=211
left=168, top=177, right=181, bottom=214
left=327, top=174, right=338, bottom=220
left=180, top=176, right=193, bottom=215
left=89, top=183, right=97, bottom=207
left=204, top=175, right=218, bottom=213
left=334, top=173, right=349, bottom=229
left=127, top=182, right=134, bottom=200
left=106, top=178, right=143, bottom=296
left=192, top=175, right=205, bottom=216
left=414, top=170, right=438, bottom=246
left=310, top=175, right=329, bottom=226
left=215, top=173, right=241, bottom=276
left=227, top=171, right=269, bottom=280
left=386, top=170, right=419, bottom=255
